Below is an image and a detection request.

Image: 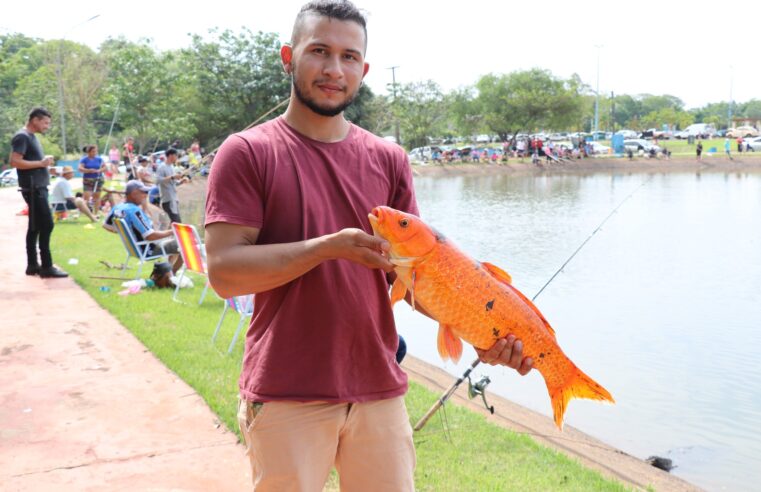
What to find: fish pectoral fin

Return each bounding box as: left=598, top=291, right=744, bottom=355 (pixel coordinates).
left=389, top=278, right=408, bottom=306
left=481, top=261, right=513, bottom=285
left=437, top=324, right=463, bottom=363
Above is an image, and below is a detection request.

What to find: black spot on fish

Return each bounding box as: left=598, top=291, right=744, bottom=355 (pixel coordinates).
left=492, top=328, right=500, bottom=338
left=485, top=299, right=495, bottom=311
left=431, top=226, right=447, bottom=243
left=539, top=352, right=545, bottom=358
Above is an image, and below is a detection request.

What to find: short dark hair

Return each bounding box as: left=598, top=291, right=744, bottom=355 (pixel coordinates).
left=28, top=107, right=52, bottom=122
left=292, top=0, right=367, bottom=52
left=165, top=148, right=178, bottom=157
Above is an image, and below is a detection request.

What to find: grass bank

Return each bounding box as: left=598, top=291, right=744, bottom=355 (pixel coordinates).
left=51, top=219, right=632, bottom=491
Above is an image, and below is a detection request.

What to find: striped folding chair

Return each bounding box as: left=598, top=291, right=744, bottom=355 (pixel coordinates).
left=171, top=223, right=210, bottom=305
left=113, top=217, right=167, bottom=279
left=212, top=294, right=254, bottom=354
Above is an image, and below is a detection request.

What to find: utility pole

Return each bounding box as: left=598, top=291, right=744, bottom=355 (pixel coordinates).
left=56, top=14, right=100, bottom=156
left=728, top=65, right=733, bottom=129
left=594, top=45, right=603, bottom=137
left=387, top=65, right=400, bottom=145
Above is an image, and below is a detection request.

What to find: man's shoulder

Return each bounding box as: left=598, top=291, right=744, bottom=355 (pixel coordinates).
left=351, top=124, right=407, bottom=160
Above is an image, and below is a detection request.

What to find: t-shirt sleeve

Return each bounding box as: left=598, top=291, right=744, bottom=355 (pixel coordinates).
left=390, top=151, right=419, bottom=216
left=205, top=133, right=265, bottom=229
left=130, top=208, right=154, bottom=237
left=11, top=133, right=28, bottom=155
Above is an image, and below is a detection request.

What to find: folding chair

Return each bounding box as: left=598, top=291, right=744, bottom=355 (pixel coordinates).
left=171, top=222, right=210, bottom=304
left=113, top=217, right=168, bottom=279
left=212, top=294, right=254, bottom=354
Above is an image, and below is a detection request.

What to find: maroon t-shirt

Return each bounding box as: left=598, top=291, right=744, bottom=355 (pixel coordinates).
left=205, top=117, right=418, bottom=402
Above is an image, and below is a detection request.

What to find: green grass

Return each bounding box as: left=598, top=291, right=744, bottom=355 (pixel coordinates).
left=52, top=220, right=633, bottom=491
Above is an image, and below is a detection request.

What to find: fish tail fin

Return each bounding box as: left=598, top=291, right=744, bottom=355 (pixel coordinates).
left=437, top=324, right=463, bottom=363
left=548, top=366, right=614, bottom=430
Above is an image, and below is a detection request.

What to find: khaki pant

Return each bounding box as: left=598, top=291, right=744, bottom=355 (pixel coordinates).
left=237, top=396, right=415, bottom=491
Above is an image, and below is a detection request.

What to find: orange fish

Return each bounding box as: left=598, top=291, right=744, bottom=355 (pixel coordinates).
left=368, top=206, right=614, bottom=429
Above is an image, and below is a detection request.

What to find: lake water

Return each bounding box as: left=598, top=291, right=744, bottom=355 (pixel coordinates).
left=392, top=170, right=761, bottom=491
left=184, top=170, right=761, bottom=491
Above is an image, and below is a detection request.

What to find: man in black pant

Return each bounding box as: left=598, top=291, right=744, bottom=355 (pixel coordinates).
left=10, top=107, right=68, bottom=278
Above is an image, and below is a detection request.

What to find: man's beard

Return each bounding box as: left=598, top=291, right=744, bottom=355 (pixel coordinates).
left=291, top=65, right=359, bottom=117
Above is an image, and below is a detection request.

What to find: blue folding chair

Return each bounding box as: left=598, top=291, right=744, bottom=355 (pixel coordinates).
left=113, top=217, right=168, bottom=279
left=212, top=294, right=254, bottom=354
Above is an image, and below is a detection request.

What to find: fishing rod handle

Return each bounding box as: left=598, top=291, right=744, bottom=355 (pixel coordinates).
left=413, top=397, right=445, bottom=431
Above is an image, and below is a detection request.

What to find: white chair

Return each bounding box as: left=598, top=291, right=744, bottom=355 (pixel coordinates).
left=212, top=295, right=254, bottom=354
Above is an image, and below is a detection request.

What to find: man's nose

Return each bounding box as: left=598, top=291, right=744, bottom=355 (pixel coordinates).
left=321, top=55, right=344, bottom=79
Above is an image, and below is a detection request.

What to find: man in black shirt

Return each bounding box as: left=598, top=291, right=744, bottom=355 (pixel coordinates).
left=10, top=107, right=68, bottom=278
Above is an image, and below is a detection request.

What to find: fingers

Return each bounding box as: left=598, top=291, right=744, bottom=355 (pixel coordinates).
left=329, top=228, right=393, bottom=272
left=476, top=335, right=533, bottom=375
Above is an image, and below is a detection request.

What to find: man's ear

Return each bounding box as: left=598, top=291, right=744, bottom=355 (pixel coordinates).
left=281, top=44, right=293, bottom=74
left=362, top=62, right=370, bottom=80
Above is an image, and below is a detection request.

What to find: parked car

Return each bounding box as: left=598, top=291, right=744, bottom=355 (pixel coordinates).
left=745, top=136, right=761, bottom=151
left=588, top=142, right=611, bottom=155
left=726, top=126, right=759, bottom=138
left=616, top=129, right=639, bottom=139
left=674, top=123, right=716, bottom=139
left=624, top=139, right=661, bottom=154
left=0, top=168, right=18, bottom=186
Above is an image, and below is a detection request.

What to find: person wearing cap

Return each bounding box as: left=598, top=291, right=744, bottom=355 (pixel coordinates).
left=103, top=180, right=183, bottom=274
left=49, top=166, right=99, bottom=222
left=156, top=148, right=189, bottom=224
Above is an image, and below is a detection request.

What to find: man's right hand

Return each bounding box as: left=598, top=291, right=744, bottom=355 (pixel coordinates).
left=320, top=228, right=393, bottom=272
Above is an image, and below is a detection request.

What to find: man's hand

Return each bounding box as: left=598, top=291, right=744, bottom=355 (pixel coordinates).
left=321, top=228, right=393, bottom=272
left=475, top=335, right=533, bottom=376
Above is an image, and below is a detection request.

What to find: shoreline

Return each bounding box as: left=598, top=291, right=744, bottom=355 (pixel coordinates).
left=402, top=355, right=701, bottom=491
left=411, top=154, right=761, bottom=177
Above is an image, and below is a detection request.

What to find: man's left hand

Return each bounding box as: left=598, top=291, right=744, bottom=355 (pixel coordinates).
left=474, top=335, right=533, bottom=376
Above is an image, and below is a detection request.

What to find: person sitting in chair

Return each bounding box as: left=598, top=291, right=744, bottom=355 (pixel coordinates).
left=50, top=166, right=98, bottom=222
left=103, top=180, right=183, bottom=274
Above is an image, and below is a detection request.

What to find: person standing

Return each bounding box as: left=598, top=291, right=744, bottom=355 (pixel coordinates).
left=156, top=148, right=188, bottom=224
left=204, top=2, right=532, bottom=490
left=725, top=138, right=733, bottom=160
left=9, top=107, right=68, bottom=278
left=696, top=140, right=703, bottom=161
left=78, top=144, right=107, bottom=214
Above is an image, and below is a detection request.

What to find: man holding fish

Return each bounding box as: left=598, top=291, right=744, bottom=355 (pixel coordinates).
left=205, top=1, right=532, bottom=490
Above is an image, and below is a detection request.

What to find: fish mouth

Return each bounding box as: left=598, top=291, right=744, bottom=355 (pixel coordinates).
left=368, top=207, right=383, bottom=235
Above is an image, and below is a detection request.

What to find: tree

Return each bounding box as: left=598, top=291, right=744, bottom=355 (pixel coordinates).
left=641, top=107, right=693, bottom=131
left=392, top=80, right=447, bottom=149
left=101, top=39, right=196, bottom=153
left=345, top=84, right=390, bottom=135
left=476, top=69, right=583, bottom=141
left=446, top=86, right=484, bottom=140
left=183, top=29, right=290, bottom=147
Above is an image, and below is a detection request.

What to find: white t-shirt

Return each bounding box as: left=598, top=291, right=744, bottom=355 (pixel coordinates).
left=50, top=178, right=73, bottom=203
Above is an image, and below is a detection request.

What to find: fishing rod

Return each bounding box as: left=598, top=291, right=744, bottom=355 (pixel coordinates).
left=413, top=174, right=654, bottom=431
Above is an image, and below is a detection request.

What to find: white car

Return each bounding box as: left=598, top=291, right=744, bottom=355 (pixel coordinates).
left=0, top=168, right=18, bottom=186
left=745, top=136, right=761, bottom=151
left=589, top=142, right=611, bottom=155
left=616, top=129, right=639, bottom=139
left=624, top=139, right=661, bottom=154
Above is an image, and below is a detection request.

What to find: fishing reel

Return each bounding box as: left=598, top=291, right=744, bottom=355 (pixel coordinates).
left=467, top=375, right=494, bottom=414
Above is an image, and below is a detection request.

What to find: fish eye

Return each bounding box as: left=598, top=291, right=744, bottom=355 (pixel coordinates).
left=399, top=218, right=409, bottom=228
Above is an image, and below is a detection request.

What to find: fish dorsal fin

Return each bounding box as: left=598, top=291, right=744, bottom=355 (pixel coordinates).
left=481, top=261, right=512, bottom=285
left=504, top=283, right=557, bottom=339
